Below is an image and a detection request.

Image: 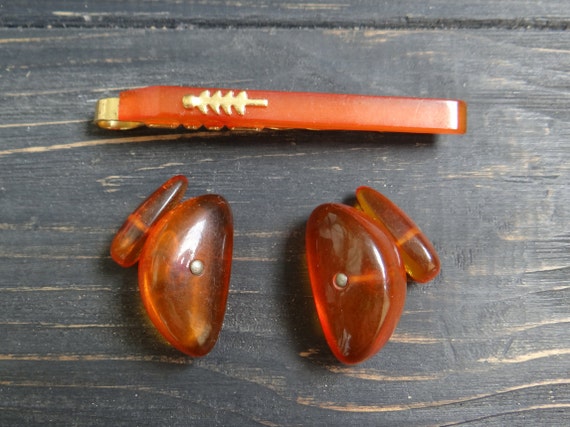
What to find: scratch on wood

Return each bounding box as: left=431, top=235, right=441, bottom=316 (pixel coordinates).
left=281, top=3, right=348, bottom=11
left=405, top=51, right=437, bottom=57
left=467, top=263, right=569, bottom=277
left=309, top=165, right=343, bottom=171
left=234, top=231, right=288, bottom=238
left=0, top=223, right=109, bottom=233
left=233, top=256, right=279, bottom=262
left=298, top=348, right=320, bottom=358
left=390, top=333, right=442, bottom=344
left=233, top=152, right=309, bottom=161
left=502, top=317, right=570, bottom=333
left=403, top=309, right=435, bottom=315
left=326, top=366, right=441, bottom=381
left=51, top=11, right=170, bottom=19
left=363, top=29, right=399, bottom=39
left=96, top=175, right=134, bottom=192
left=528, top=47, right=570, bottom=54
left=0, top=253, right=100, bottom=260
left=0, top=133, right=210, bottom=158
left=523, top=265, right=570, bottom=275
left=0, top=353, right=192, bottom=364
left=0, top=33, right=116, bottom=44
left=0, top=120, right=88, bottom=129
left=136, top=162, right=184, bottom=171
left=2, top=86, right=139, bottom=97
left=445, top=166, right=510, bottom=180
left=296, top=379, right=570, bottom=412
left=256, top=421, right=280, bottom=427
left=324, top=29, right=392, bottom=43
left=1, top=285, right=115, bottom=292
left=1, top=322, right=127, bottom=329
left=478, top=348, right=570, bottom=364
left=442, top=404, right=570, bottom=426
left=228, top=289, right=261, bottom=295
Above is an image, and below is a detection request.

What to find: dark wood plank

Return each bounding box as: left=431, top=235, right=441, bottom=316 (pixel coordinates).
left=1, top=0, right=569, bottom=28
left=1, top=24, right=569, bottom=426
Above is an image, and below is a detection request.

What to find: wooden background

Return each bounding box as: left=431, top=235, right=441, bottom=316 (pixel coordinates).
left=1, top=1, right=568, bottom=425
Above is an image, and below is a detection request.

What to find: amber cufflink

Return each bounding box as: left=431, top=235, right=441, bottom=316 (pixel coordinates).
left=306, top=187, right=440, bottom=364
left=95, top=86, right=467, bottom=134
left=110, top=176, right=233, bottom=357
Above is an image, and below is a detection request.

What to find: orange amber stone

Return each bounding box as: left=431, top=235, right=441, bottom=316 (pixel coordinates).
left=356, top=186, right=440, bottom=283
left=305, top=203, right=407, bottom=364
left=110, top=175, right=188, bottom=267
left=138, top=195, right=233, bottom=357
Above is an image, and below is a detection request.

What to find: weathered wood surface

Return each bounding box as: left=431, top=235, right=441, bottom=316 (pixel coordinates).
left=0, top=2, right=569, bottom=425
left=2, top=0, right=570, bottom=28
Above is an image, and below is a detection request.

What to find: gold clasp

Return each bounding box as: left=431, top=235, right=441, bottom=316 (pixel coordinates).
left=94, top=98, right=143, bottom=130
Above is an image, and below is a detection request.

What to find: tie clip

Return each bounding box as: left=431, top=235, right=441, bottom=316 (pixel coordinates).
left=95, top=86, right=466, bottom=134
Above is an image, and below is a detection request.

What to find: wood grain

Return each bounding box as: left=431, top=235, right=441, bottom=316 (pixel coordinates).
left=2, top=0, right=569, bottom=28
left=0, top=5, right=569, bottom=426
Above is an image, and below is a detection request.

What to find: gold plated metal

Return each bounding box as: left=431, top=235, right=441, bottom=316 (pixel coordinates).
left=182, top=90, right=269, bottom=116
left=94, top=97, right=143, bottom=130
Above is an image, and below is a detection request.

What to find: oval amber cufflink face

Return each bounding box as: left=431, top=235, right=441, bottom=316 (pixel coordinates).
left=110, top=176, right=233, bottom=357
left=355, top=186, right=440, bottom=283
left=305, top=203, right=407, bottom=365
left=138, top=195, right=233, bottom=357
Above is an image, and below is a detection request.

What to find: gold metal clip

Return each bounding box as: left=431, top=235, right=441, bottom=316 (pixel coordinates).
left=94, top=98, right=143, bottom=130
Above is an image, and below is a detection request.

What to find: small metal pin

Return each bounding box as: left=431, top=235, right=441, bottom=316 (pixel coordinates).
left=334, top=272, right=348, bottom=288
left=190, top=260, right=205, bottom=276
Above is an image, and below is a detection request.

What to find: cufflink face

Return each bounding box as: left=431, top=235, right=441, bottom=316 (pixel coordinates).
left=306, top=203, right=407, bottom=365
left=305, top=189, right=440, bottom=364
left=110, top=176, right=233, bottom=357
left=138, top=194, right=233, bottom=357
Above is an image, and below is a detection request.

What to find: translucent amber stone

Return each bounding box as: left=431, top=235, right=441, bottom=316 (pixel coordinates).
left=110, top=175, right=188, bottom=267
left=355, top=186, right=440, bottom=283
left=305, top=203, right=407, bottom=364
left=138, top=195, right=233, bottom=357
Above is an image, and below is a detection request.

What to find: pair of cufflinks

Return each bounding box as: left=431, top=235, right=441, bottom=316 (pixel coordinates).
left=110, top=176, right=440, bottom=365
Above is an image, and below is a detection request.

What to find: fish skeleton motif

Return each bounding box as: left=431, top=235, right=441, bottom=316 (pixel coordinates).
left=182, top=90, right=268, bottom=116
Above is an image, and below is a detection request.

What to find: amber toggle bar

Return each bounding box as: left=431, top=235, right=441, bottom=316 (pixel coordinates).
left=94, top=86, right=467, bottom=134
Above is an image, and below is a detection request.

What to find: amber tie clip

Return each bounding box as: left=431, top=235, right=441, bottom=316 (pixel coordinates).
left=95, top=86, right=467, bottom=134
